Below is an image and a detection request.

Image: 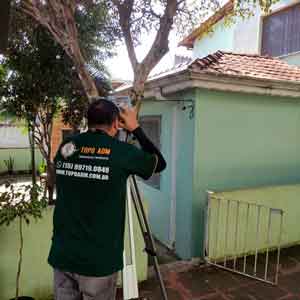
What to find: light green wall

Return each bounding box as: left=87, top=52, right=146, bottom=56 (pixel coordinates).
left=140, top=99, right=195, bottom=259
left=208, top=184, right=300, bottom=260
left=174, top=97, right=195, bottom=259
left=0, top=207, right=53, bottom=300
left=0, top=148, right=43, bottom=173
left=193, top=90, right=300, bottom=258
left=193, top=19, right=235, bottom=59
left=139, top=101, right=174, bottom=247
left=0, top=205, right=148, bottom=300
left=282, top=53, right=300, bottom=66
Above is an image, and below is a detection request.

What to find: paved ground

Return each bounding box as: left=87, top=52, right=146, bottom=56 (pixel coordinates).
left=117, top=245, right=300, bottom=300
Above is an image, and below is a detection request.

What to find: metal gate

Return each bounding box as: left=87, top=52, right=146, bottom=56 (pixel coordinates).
left=204, top=191, right=284, bottom=285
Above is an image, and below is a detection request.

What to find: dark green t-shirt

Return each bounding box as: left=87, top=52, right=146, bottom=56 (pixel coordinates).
left=48, top=130, right=157, bottom=276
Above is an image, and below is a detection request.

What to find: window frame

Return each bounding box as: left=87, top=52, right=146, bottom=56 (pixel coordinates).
left=261, top=2, right=300, bottom=57
left=138, top=115, right=162, bottom=190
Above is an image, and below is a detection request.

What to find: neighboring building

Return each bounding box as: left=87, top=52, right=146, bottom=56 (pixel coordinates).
left=0, top=124, right=29, bottom=149
left=115, top=51, right=300, bottom=259
left=179, top=0, right=300, bottom=66
left=51, top=117, right=76, bottom=159
left=0, top=123, right=43, bottom=173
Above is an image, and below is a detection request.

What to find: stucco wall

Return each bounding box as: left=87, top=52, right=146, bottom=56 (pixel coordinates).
left=281, top=52, right=300, bottom=66
left=233, top=0, right=299, bottom=56
left=208, top=184, right=300, bottom=260
left=139, top=99, right=195, bottom=259
left=192, top=89, right=300, bottom=258
left=0, top=205, right=148, bottom=300
left=192, top=0, right=300, bottom=66
left=193, top=19, right=236, bottom=59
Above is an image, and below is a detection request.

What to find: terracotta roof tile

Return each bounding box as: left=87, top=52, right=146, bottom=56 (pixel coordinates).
left=189, top=51, right=300, bottom=83
left=115, top=51, right=300, bottom=94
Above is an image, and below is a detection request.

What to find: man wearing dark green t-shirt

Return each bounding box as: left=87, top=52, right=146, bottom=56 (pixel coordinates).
left=48, top=98, right=166, bottom=300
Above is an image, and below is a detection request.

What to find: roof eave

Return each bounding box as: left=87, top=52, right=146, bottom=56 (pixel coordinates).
left=114, top=68, right=300, bottom=100
left=178, top=0, right=234, bottom=49
left=135, top=76, right=300, bottom=101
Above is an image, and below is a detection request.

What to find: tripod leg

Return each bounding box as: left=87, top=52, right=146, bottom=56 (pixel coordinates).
left=122, top=181, right=139, bottom=300
left=129, top=177, right=169, bottom=300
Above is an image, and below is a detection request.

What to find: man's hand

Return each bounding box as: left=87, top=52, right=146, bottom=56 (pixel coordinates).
left=119, top=106, right=139, bottom=132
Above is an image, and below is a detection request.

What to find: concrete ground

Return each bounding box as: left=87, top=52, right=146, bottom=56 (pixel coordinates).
left=117, top=244, right=300, bottom=300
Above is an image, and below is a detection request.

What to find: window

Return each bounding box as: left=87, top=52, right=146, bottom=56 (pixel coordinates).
left=139, top=116, right=162, bottom=189
left=261, top=3, right=300, bottom=57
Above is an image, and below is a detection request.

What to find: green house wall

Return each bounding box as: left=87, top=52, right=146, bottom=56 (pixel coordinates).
left=193, top=19, right=235, bottom=59
left=192, top=89, right=300, bottom=258
left=140, top=99, right=195, bottom=259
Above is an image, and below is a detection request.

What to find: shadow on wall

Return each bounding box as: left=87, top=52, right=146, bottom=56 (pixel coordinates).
left=0, top=208, right=53, bottom=300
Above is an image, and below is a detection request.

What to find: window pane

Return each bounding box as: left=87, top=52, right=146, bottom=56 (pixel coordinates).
left=262, top=3, right=300, bottom=57
left=139, top=116, right=162, bottom=190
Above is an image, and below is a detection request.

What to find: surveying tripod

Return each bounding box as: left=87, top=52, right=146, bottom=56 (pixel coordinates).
left=122, top=176, right=168, bottom=300
left=121, top=136, right=168, bottom=300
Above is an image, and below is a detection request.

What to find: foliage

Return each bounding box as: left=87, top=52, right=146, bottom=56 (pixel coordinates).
left=1, top=2, right=117, bottom=200
left=19, top=0, right=120, bottom=99
left=3, top=156, right=15, bottom=175
left=0, top=183, right=47, bottom=226
left=0, top=182, right=47, bottom=299
left=38, top=160, right=47, bottom=175
left=19, top=0, right=278, bottom=110
left=0, top=64, right=7, bottom=83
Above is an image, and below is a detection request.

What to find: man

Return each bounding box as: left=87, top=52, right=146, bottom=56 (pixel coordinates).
left=48, top=98, right=166, bottom=300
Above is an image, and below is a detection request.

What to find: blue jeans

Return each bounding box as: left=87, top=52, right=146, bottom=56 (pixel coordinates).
left=54, top=269, right=118, bottom=300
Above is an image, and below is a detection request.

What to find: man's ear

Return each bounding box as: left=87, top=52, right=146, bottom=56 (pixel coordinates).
left=112, top=119, right=119, bottom=130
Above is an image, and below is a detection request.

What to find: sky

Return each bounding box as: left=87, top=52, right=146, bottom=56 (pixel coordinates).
left=104, top=30, right=192, bottom=81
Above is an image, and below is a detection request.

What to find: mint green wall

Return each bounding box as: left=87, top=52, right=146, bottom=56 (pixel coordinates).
left=140, top=99, right=195, bottom=259
left=0, top=206, right=148, bottom=300
left=208, top=184, right=300, bottom=260
left=282, top=53, right=300, bottom=66
left=192, top=90, right=300, bottom=258
left=193, top=19, right=235, bottom=59
left=139, top=101, right=175, bottom=247
left=174, top=98, right=195, bottom=259
left=0, top=207, right=53, bottom=300
left=0, top=148, right=43, bottom=173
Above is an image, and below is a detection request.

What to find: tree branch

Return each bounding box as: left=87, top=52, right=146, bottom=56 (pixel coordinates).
left=141, top=0, right=177, bottom=76
left=20, top=0, right=99, bottom=100
left=113, top=0, right=138, bottom=72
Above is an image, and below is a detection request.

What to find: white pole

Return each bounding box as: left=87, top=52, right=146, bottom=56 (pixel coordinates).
left=122, top=180, right=139, bottom=299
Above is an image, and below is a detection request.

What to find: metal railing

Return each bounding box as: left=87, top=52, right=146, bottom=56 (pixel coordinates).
left=204, top=191, right=284, bottom=285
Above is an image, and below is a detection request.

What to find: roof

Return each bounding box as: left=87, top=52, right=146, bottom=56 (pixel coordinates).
left=115, top=51, right=300, bottom=98
left=179, top=0, right=234, bottom=48
left=188, top=51, right=300, bottom=82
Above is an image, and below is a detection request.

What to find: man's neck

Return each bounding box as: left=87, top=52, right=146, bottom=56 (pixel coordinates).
left=89, top=126, right=114, bottom=137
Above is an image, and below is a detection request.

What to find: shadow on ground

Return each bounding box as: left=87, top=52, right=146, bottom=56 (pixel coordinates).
left=117, top=244, right=300, bottom=300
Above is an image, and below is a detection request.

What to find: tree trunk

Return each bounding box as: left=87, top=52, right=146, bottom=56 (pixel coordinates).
left=72, top=43, right=99, bottom=101
left=20, top=2, right=99, bottom=102
left=15, top=216, right=23, bottom=300
left=131, top=75, right=147, bottom=114
left=46, top=160, right=55, bottom=205
left=28, top=122, right=36, bottom=185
